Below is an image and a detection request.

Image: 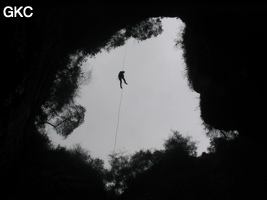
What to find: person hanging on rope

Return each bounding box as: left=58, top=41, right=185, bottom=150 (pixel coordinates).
left=118, top=71, right=128, bottom=89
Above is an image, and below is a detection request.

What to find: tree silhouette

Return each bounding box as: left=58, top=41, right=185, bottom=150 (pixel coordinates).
left=178, top=7, right=267, bottom=143
left=164, top=130, right=197, bottom=156
left=52, top=104, right=86, bottom=137
left=0, top=3, right=164, bottom=174
left=3, top=129, right=108, bottom=199
left=106, top=149, right=163, bottom=196
left=105, top=18, right=163, bottom=51
left=106, top=131, right=198, bottom=199
left=2, top=3, right=267, bottom=199
left=105, top=130, right=267, bottom=200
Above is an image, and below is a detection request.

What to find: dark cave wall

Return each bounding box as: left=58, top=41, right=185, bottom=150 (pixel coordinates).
left=180, top=4, right=267, bottom=140
left=1, top=1, right=267, bottom=175
left=0, top=4, right=154, bottom=175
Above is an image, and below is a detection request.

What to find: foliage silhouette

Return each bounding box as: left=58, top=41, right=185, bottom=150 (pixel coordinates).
left=105, top=130, right=267, bottom=200
left=0, top=3, right=164, bottom=174
left=178, top=7, right=267, bottom=143
left=1, top=128, right=107, bottom=199
left=37, top=103, right=86, bottom=138
left=1, top=2, right=267, bottom=200
left=105, top=18, right=163, bottom=51
left=0, top=4, right=166, bottom=198
left=106, top=131, right=197, bottom=198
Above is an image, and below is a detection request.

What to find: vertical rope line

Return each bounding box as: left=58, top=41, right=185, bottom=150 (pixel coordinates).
left=113, top=89, right=123, bottom=153
left=113, top=41, right=128, bottom=153
left=121, top=41, right=128, bottom=70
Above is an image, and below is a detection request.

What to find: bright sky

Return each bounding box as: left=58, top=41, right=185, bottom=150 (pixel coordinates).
left=48, top=18, right=210, bottom=168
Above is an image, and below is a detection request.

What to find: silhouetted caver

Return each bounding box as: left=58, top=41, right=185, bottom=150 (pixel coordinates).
left=118, top=71, right=128, bottom=89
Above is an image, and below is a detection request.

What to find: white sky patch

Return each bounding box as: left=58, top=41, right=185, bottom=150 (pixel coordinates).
left=48, top=17, right=210, bottom=168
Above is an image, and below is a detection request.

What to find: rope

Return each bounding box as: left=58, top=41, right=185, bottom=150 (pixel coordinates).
left=113, top=88, right=123, bottom=153
left=121, top=41, right=128, bottom=70
left=112, top=41, right=128, bottom=153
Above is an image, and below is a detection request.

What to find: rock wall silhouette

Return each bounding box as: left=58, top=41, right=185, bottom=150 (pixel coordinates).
left=1, top=1, right=266, bottom=181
